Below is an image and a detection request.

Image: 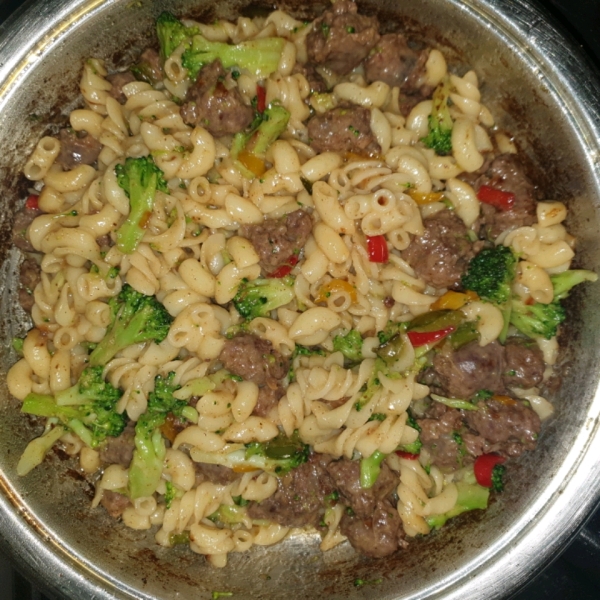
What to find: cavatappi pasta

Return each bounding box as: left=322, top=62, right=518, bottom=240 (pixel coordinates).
left=9, top=0, right=596, bottom=567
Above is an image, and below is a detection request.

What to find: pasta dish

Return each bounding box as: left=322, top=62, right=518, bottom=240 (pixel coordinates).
left=7, top=0, right=596, bottom=566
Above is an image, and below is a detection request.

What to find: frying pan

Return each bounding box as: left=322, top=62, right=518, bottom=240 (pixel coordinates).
left=0, top=1, right=599, bottom=598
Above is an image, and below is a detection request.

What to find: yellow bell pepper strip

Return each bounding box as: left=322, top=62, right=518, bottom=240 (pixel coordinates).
left=407, top=190, right=445, bottom=205
left=431, top=290, right=479, bottom=311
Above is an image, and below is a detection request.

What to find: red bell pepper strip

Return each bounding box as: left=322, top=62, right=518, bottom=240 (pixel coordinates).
left=25, top=194, right=39, bottom=210
left=256, top=84, right=267, bottom=113
left=396, top=450, right=419, bottom=460
left=367, top=235, right=389, bottom=263
left=268, top=254, right=298, bottom=278
left=474, top=453, right=506, bottom=489
left=477, top=185, right=515, bottom=211
left=407, top=325, right=455, bottom=347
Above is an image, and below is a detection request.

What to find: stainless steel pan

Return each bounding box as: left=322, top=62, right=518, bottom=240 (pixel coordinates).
left=0, top=1, right=599, bottom=598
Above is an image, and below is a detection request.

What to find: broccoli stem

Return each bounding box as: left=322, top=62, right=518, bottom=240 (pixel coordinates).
left=425, top=481, right=490, bottom=529
left=550, top=269, right=597, bottom=301
left=17, top=425, right=66, bottom=476
left=182, top=35, right=286, bottom=80
left=359, top=450, right=387, bottom=488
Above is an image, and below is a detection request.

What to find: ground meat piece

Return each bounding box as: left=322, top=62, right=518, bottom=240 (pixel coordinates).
left=292, top=62, right=328, bottom=93
left=239, top=209, right=312, bottom=273
left=106, top=71, right=136, bottom=104
left=100, top=490, right=130, bottom=518
left=180, top=59, right=253, bottom=136
left=194, top=462, right=239, bottom=485
left=503, top=337, right=545, bottom=389
left=18, top=257, right=41, bottom=313
left=132, top=48, right=164, bottom=85
left=307, top=103, right=380, bottom=155
left=220, top=334, right=288, bottom=386
left=432, top=340, right=507, bottom=399
left=326, top=458, right=397, bottom=519
left=364, top=33, right=419, bottom=88
left=254, top=385, right=286, bottom=418
left=401, top=209, right=479, bottom=289
left=471, top=154, right=537, bottom=240
left=247, top=453, right=335, bottom=528
left=58, top=129, right=102, bottom=170
left=219, top=334, right=289, bottom=417
left=340, top=498, right=406, bottom=558
left=12, top=205, right=42, bottom=252
left=417, top=402, right=466, bottom=469
left=463, top=397, right=541, bottom=457
left=99, top=424, right=135, bottom=468
left=306, top=0, right=380, bottom=75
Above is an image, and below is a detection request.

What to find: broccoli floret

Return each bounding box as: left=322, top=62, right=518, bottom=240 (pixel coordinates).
left=509, top=268, right=596, bottom=340
left=156, top=11, right=199, bottom=61
left=182, top=34, right=286, bottom=80
left=129, top=372, right=198, bottom=499
left=54, top=365, right=122, bottom=407
left=21, top=370, right=125, bottom=451
left=425, top=481, right=490, bottom=529
left=421, top=78, right=453, bottom=155
left=396, top=413, right=422, bottom=455
left=359, top=450, right=386, bottom=489
left=191, top=431, right=309, bottom=475
left=462, top=245, right=517, bottom=341
left=509, top=297, right=565, bottom=340
left=461, top=245, right=517, bottom=305
left=233, top=276, right=295, bottom=320
left=164, top=480, right=177, bottom=509
left=114, top=156, right=168, bottom=254
left=89, top=284, right=173, bottom=367
left=491, top=463, right=506, bottom=493
left=333, top=330, right=363, bottom=363
left=231, top=104, right=291, bottom=178
left=550, top=269, right=598, bottom=301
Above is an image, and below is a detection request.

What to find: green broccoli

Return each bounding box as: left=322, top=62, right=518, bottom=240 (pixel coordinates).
left=509, top=297, right=565, bottom=340
left=182, top=34, right=286, bottom=80
left=490, top=463, right=506, bottom=493
left=333, top=330, right=363, bottom=363
left=461, top=245, right=517, bottom=341
left=550, top=269, right=598, bottom=301
left=129, top=372, right=198, bottom=499
left=461, top=245, right=517, bottom=305
left=359, top=450, right=386, bottom=489
left=377, top=320, right=408, bottom=346
left=89, top=284, right=173, bottom=367
left=54, top=365, right=122, bottom=407
left=396, top=413, right=422, bottom=455
left=425, top=481, right=490, bottom=529
left=231, top=104, right=291, bottom=178
left=17, top=425, right=66, bottom=476
left=114, top=156, right=168, bottom=254
left=21, top=371, right=126, bottom=450
left=509, top=268, right=596, bottom=340
left=156, top=11, right=199, bottom=61
left=233, top=276, right=295, bottom=320
left=191, top=431, right=309, bottom=475
left=421, top=78, right=453, bottom=155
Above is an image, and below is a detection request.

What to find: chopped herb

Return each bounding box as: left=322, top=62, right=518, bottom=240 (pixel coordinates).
left=346, top=26, right=356, bottom=33
left=354, top=578, right=383, bottom=587
left=368, top=413, right=387, bottom=422
left=232, top=495, right=249, bottom=506
left=212, top=592, right=233, bottom=599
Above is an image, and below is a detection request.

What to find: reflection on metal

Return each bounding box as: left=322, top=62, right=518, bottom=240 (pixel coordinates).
left=0, top=0, right=599, bottom=599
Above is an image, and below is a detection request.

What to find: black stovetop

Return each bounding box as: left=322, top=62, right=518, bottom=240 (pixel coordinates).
left=0, top=0, right=599, bottom=598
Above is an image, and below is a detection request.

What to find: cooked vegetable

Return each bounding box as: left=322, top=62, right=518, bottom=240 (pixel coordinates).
left=114, top=156, right=168, bottom=254
left=476, top=185, right=515, bottom=211
left=421, top=78, right=453, bottom=155
left=407, top=326, right=456, bottom=348
left=474, top=453, right=506, bottom=492
left=509, top=297, right=565, bottom=340
left=129, top=373, right=198, bottom=499
left=366, top=235, right=389, bottom=263
left=191, top=431, right=309, bottom=475
left=333, top=329, right=363, bottom=363
left=425, top=481, right=490, bottom=529
left=182, top=34, right=286, bottom=80
left=430, top=393, right=478, bottom=411
left=156, top=11, right=199, bottom=60
left=233, top=276, right=295, bottom=320
left=89, top=284, right=173, bottom=367
left=359, top=450, right=387, bottom=489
